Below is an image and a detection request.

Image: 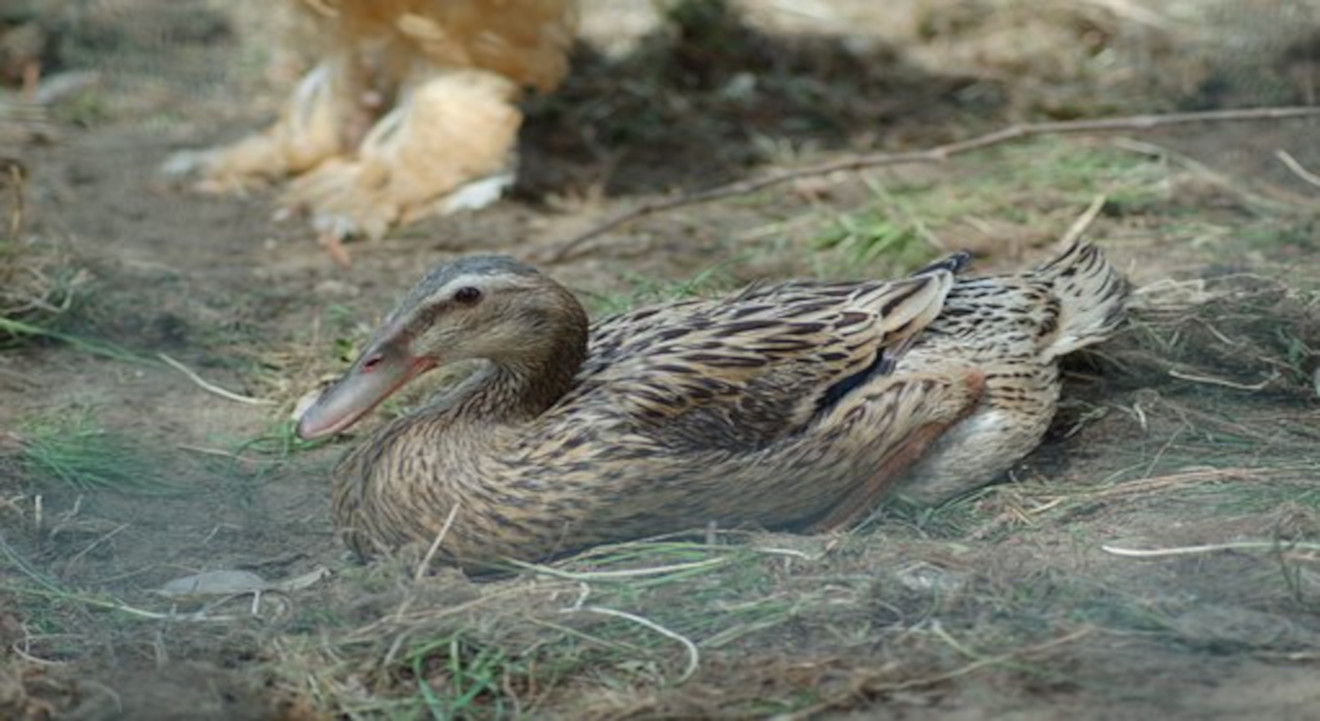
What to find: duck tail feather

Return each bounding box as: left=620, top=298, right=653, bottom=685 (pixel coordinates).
left=912, top=250, right=973, bottom=278
left=1039, top=238, right=1129, bottom=362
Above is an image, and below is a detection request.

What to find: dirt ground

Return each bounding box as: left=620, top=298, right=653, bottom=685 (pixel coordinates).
left=1, top=0, right=1319, bottom=719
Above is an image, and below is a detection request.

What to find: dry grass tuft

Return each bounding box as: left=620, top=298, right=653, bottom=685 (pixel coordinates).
left=253, top=529, right=1135, bottom=718
left=1092, top=274, right=1319, bottom=398
left=269, top=541, right=750, bottom=717
left=0, top=158, right=88, bottom=344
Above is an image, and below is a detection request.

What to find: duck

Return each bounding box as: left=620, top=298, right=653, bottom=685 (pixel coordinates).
left=296, top=239, right=1127, bottom=572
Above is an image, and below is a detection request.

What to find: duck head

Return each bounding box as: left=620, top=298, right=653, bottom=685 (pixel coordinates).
left=296, top=255, right=588, bottom=440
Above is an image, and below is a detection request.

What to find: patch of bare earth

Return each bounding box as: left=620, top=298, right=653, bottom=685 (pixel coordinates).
left=1, top=0, right=1317, bottom=718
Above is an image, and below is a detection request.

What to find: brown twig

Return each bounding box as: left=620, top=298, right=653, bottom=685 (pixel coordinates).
left=1058, top=194, right=1107, bottom=249
left=2, top=158, right=26, bottom=240
left=543, top=106, right=1320, bottom=263
left=414, top=502, right=461, bottom=582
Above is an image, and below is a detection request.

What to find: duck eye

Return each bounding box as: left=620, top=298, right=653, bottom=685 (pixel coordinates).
left=453, top=286, right=482, bottom=305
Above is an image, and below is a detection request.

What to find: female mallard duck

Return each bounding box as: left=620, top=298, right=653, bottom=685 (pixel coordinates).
left=298, top=240, right=1127, bottom=571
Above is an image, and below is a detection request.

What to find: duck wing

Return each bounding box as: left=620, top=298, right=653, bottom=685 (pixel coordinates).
left=554, top=270, right=956, bottom=451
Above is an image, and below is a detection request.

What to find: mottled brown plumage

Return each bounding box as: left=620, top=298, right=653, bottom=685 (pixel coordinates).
left=297, top=241, right=1127, bottom=572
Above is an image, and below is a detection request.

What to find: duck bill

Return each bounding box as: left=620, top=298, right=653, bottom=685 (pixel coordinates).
left=296, top=340, right=436, bottom=440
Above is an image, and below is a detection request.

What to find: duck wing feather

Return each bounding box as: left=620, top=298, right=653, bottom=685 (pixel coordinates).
left=539, top=271, right=956, bottom=452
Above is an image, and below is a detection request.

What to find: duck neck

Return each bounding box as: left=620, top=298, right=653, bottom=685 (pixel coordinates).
left=455, top=294, right=589, bottom=425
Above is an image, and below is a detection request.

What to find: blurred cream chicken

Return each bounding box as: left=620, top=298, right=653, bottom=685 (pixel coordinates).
left=165, top=0, right=577, bottom=261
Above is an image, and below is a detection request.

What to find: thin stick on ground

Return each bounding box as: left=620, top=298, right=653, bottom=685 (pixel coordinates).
left=1102, top=541, right=1320, bottom=558
left=544, top=106, right=1320, bottom=262
left=510, top=556, right=731, bottom=581
left=1058, top=194, right=1107, bottom=248
left=888, top=625, right=1094, bottom=691
left=0, top=574, right=247, bottom=623
left=12, top=629, right=64, bottom=667
left=1274, top=148, right=1320, bottom=189
left=2, top=157, right=25, bottom=239
left=157, top=353, right=276, bottom=406
left=566, top=603, right=701, bottom=684
left=414, top=502, right=461, bottom=582
left=1112, top=137, right=1303, bottom=211
left=66, top=522, right=130, bottom=566
left=378, top=502, right=463, bottom=659
left=177, top=444, right=269, bottom=464
left=1047, top=466, right=1295, bottom=503
left=1167, top=368, right=1274, bottom=391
